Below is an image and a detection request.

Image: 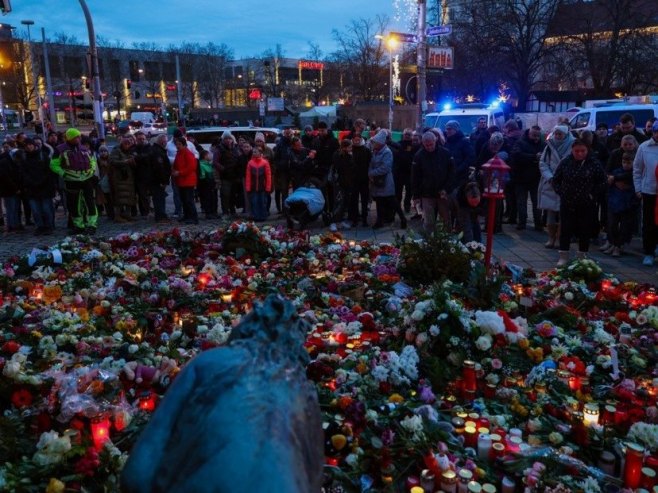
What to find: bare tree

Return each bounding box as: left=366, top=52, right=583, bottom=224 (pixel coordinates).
left=261, top=44, right=285, bottom=98
left=196, top=42, right=233, bottom=109
left=331, top=16, right=390, bottom=102
left=550, top=0, right=658, bottom=95
left=455, top=0, right=561, bottom=108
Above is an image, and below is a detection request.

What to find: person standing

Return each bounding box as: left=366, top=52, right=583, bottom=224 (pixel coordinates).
left=369, top=130, right=407, bottom=230
left=328, top=138, right=356, bottom=231
left=311, top=121, right=339, bottom=215
left=553, top=139, right=606, bottom=266
left=393, top=129, right=420, bottom=214
left=215, top=131, right=242, bottom=216
left=133, top=131, right=154, bottom=217
left=411, top=131, right=455, bottom=234
left=538, top=125, right=575, bottom=248
left=49, top=128, right=98, bottom=234
left=633, top=121, right=658, bottom=266
left=172, top=136, right=198, bottom=225
left=166, top=128, right=199, bottom=218
left=109, top=136, right=137, bottom=224
left=96, top=145, right=114, bottom=220
left=606, top=151, right=638, bottom=257
left=197, top=150, right=218, bottom=219
left=244, top=146, right=272, bottom=222
left=511, top=125, right=544, bottom=231
left=16, top=138, right=57, bottom=235
left=151, top=135, right=171, bottom=222
left=350, top=133, right=372, bottom=226
left=272, top=128, right=293, bottom=213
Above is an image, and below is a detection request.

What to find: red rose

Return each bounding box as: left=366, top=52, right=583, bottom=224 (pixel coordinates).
left=1, top=340, right=20, bottom=354
left=11, top=388, right=33, bottom=408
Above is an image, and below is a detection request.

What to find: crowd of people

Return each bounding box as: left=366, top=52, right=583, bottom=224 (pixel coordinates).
left=0, top=112, right=657, bottom=269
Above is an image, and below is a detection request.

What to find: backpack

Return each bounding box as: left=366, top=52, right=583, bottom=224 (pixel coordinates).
left=249, top=164, right=267, bottom=192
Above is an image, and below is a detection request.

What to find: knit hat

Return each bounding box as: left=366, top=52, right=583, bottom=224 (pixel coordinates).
left=445, top=120, right=460, bottom=131
left=652, top=121, right=658, bottom=132
left=554, top=124, right=570, bottom=135
left=254, top=132, right=265, bottom=143
left=98, top=145, right=109, bottom=154
left=489, top=132, right=504, bottom=146
left=23, top=138, right=35, bottom=147
left=370, top=129, right=388, bottom=146
left=221, top=130, right=234, bottom=140
left=65, top=128, right=81, bottom=141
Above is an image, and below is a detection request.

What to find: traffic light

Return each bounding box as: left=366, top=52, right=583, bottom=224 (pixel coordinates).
left=126, top=79, right=132, bottom=89
left=1, top=0, right=11, bottom=14
left=85, top=79, right=90, bottom=90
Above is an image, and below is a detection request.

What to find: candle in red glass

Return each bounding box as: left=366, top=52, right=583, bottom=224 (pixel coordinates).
left=484, top=383, right=497, bottom=398
left=491, top=442, right=506, bottom=459
left=614, top=407, right=629, bottom=427
left=464, top=426, right=478, bottom=448
left=138, top=392, right=157, bottom=412
left=624, top=442, right=645, bottom=489
left=463, top=360, right=477, bottom=393
left=90, top=415, right=111, bottom=450
left=641, top=467, right=656, bottom=490
left=568, top=375, right=581, bottom=392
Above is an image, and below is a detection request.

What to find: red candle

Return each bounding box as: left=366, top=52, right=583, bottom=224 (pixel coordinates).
left=484, top=383, right=497, bottom=398
left=90, top=415, right=111, bottom=450
left=624, top=442, right=645, bottom=489
left=641, top=467, right=656, bottom=490
left=463, top=360, right=477, bottom=393
left=491, top=442, right=506, bottom=459
left=138, top=392, right=157, bottom=412
left=568, top=376, right=581, bottom=392
left=464, top=426, right=478, bottom=448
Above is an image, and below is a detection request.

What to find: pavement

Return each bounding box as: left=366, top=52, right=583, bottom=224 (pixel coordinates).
left=0, top=196, right=656, bottom=286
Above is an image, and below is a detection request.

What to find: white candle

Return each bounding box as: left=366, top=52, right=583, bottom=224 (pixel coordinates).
left=501, top=476, right=515, bottom=493
left=478, top=434, right=492, bottom=461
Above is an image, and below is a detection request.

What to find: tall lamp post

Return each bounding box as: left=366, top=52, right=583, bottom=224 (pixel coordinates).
left=375, top=34, right=398, bottom=131
left=21, top=19, right=44, bottom=139
left=78, top=0, right=104, bottom=138
left=480, top=155, right=511, bottom=276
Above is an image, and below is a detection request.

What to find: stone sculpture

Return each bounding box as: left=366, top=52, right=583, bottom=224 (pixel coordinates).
left=121, top=295, right=324, bottom=492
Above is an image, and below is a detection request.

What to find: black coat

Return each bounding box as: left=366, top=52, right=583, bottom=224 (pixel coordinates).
left=0, top=152, right=20, bottom=197
left=553, top=155, right=606, bottom=210
left=411, top=146, right=456, bottom=198
left=151, top=144, right=172, bottom=186
left=511, top=131, right=544, bottom=185
left=17, top=148, right=57, bottom=199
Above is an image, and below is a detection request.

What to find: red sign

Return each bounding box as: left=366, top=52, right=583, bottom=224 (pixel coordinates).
left=298, top=60, right=324, bottom=70
left=166, top=84, right=176, bottom=91
left=428, top=47, right=454, bottom=70
left=248, top=88, right=261, bottom=100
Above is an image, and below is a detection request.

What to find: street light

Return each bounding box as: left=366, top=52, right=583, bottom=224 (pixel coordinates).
left=21, top=19, right=44, bottom=139
left=376, top=34, right=398, bottom=131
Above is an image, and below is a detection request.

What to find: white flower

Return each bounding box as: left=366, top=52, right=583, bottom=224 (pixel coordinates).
left=32, top=431, right=72, bottom=466
left=475, top=334, right=493, bottom=351
left=411, top=309, right=425, bottom=321
left=527, top=418, right=542, bottom=432
left=415, top=332, right=429, bottom=347
left=429, top=324, right=440, bottom=336
left=564, top=292, right=574, bottom=301
left=2, top=360, right=21, bottom=378
left=400, top=414, right=425, bottom=442
left=371, top=365, right=389, bottom=382
left=475, top=310, right=505, bottom=335
left=128, top=344, right=139, bottom=354
left=627, top=422, right=658, bottom=451
left=548, top=432, right=563, bottom=445
left=577, top=476, right=602, bottom=493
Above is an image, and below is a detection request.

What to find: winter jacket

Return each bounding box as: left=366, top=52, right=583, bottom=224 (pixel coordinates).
left=289, top=147, right=313, bottom=188
left=245, top=157, right=272, bottom=193
left=16, top=148, right=57, bottom=199
left=151, top=144, right=171, bottom=186
left=0, top=152, right=20, bottom=197
left=109, top=146, right=136, bottom=207
left=538, top=141, right=571, bottom=211
left=511, top=130, right=544, bottom=185
left=553, top=154, right=606, bottom=210
left=199, top=159, right=214, bottom=181
left=368, top=145, right=395, bottom=198
left=311, top=133, right=339, bottom=177
left=393, top=138, right=420, bottom=179
left=444, top=131, right=475, bottom=187
left=607, top=128, right=648, bottom=152
left=352, top=144, right=372, bottom=186
left=133, top=143, right=154, bottom=185
left=411, top=145, right=455, bottom=199
left=173, top=146, right=198, bottom=188
left=633, top=137, right=658, bottom=195
left=50, top=142, right=97, bottom=182
left=330, top=150, right=356, bottom=189
left=215, top=143, right=242, bottom=181
left=608, top=167, right=638, bottom=214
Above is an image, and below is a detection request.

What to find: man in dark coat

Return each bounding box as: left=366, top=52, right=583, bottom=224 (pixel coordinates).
left=411, top=131, right=456, bottom=234
left=151, top=134, right=172, bottom=222
left=444, top=120, right=476, bottom=191
left=511, top=126, right=545, bottom=231
left=393, top=128, right=421, bottom=213
left=311, top=121, right=339, bottom=214
left=133, top=131, right=154, bottom=217
left=606, top=112, right=648, bottom=151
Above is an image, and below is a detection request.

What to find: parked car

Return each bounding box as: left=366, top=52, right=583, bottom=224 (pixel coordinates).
left=140, top=122, right=168, bottom=138
left=186, top=126, right=282, bottom=151
left=424, top=103, right=506, bottom=134
left=568, top=103, right=658, bottom=133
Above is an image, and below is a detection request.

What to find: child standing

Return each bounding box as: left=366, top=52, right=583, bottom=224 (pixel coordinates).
left=245, top=146, right=272, bottom=222
left=198, top=150, right=219, bottom=219
left=606, top=151, right=639, bottom=257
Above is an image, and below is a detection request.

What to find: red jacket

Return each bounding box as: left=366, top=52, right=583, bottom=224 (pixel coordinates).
left=173, top=146, right=198, bottom=188
left=245, top=157, right=272, bottom=193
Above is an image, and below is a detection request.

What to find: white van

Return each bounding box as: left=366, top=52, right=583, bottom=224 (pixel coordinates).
left=130, top=111, right=155, bottom=124
left=186, top=126, right=282, bottom=151
left=424, top=103, right=506, bottom=134
left=569, top=103, right=658, bottom=133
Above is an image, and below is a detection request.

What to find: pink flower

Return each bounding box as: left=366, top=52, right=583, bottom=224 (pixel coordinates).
left=491, top=358, right=503, bottom=370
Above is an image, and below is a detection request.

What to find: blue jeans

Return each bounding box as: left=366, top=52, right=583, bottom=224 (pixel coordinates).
left=29, top=198, right=55, bottom=230
left=171, top=181, right=182, bottom=216
left=249, top=191, right=268, bottom=221
left=3, top=196, right=20, bottom=229
left=152, top=184, right=167, bottom=220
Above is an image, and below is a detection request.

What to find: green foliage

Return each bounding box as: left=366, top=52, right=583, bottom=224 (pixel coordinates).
left=395, top=225, right=472, bottom=285
left=452, top=262, right=505, bottom=309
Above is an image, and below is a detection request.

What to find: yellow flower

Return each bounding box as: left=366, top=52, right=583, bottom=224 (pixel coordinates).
left=518, top=338, right=530, bottom=350
left=46, top=478, right=65, bottom=493
left=388, top=393, right=404, bottom=404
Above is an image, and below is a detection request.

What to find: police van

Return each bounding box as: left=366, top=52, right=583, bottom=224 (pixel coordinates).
left=423, top=103, right=506, bottom=134
left=568, top=103, right=658, bottom=133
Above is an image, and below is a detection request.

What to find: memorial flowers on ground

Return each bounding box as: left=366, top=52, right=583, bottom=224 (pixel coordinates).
left=0, top=222, right=656, bottom=492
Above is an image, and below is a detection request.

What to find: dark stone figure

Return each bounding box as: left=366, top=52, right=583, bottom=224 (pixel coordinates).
left=121, top=295, right=324, bottom=493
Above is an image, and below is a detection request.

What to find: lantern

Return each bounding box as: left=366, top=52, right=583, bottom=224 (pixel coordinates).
left=624, top=442, right=645, bottom=489
left=462, top=360, right=477, bottom=393
left=479, top=155, right=511, bottom=274
left=90, top=415, right=111, bottom=450
left=138, top=391, right=158, bottom=412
